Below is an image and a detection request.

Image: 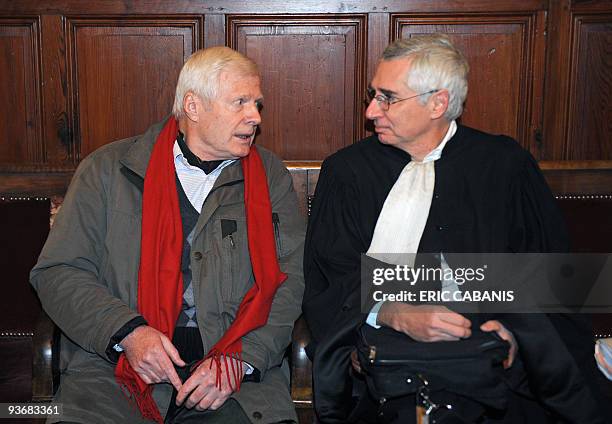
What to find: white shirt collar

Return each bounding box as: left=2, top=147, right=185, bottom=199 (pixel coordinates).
left=420, top=120, right=457, bottom=163
left=173, top=140, right=191, bottom=167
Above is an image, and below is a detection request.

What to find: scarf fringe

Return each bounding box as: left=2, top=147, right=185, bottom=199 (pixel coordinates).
left=116, top=365, right=163, bottom=423
left=190, top=349, right=244, bottom=392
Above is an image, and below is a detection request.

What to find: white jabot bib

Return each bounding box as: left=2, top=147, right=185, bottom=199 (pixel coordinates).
left=367, top=121, right=457, bottom=265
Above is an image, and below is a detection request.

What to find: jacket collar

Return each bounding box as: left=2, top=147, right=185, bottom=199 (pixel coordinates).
left=119, top=119, right=166, bottom=179
left=118, top=117, right=245, bottom=189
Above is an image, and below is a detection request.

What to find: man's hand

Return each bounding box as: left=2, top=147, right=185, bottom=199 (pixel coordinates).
left=480, top=320, right=517, bottom=369
left=377, top=303, right=471, bottom=342
left=120, top=325, right=185, bottom=390
left=176, top=357, right=246, bottom=411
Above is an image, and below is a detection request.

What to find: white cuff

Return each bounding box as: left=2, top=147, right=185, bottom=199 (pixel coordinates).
left=365, top=301, right=384, bottom=329
left=243, top=360, right=254, bottom=375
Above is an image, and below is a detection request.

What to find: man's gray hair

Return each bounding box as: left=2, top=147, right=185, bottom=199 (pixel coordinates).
left=383, top=34, right=469, bottom=121
left=172, top=46, right=259, bottom=119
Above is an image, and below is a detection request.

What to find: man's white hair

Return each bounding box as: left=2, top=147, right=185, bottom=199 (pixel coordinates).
left=172, top=46, right=259, bottom=119
left=382, top=34, right=469, bottom=121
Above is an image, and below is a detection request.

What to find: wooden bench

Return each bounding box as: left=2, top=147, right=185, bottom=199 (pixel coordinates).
left=1, top=192, right=611, bottom=423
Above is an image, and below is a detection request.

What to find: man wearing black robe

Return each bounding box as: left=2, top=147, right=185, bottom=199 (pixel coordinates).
left=303, top=35, right=608, bottom=423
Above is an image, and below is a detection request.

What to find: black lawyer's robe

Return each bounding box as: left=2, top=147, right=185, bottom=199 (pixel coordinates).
left=303, top=125, right=608, bottom=423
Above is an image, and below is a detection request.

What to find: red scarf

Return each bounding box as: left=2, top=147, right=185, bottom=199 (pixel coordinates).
left=115, top=117, right=287, bottom=423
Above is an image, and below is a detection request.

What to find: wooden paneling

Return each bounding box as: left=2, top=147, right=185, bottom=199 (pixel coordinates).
left=392, top=13, right=545, bottom=152
left=67, top=17, right=202, bottom=159
left=0, top=173, right=73, bottom=197
left=567, top=14, right=612, bottom=160
left=228, top=15, right=367, bottom=161
left=0, top=18, right=42, bottom=170
left=540, top=161, right=612, bottom=195
left=0, top=0, right=609, bottom=196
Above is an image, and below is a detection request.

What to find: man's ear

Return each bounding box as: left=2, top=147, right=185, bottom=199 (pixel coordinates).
left=430, top=90, right=449, bottom=120
left=183, top=92, right=200, bottom=122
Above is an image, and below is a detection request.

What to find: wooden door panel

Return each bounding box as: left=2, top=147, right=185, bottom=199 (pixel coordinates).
left=68, top=18, right=202, bottom=159
left=0, top=19, right=42, bottom=169
left=228, top=16, right=367, bottom=162
left=393, top=14, right=544, bottom=149
left=568, top=16, right=612, bottom=160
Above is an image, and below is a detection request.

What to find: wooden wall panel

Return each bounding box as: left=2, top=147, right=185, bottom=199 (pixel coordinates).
left=67, top=18, right=202, bottom=159
left=393, top=14, right=544, bottom=151
left=0, top=18, right=42, bottom=170
left=228, top=15, right=367, bottom=162
left=567, top=15, right=612, bottom=160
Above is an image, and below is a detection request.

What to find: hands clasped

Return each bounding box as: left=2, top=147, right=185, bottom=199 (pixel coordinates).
left=175, top=357, right=245, bottom=411
left=121, top=326, right=245, bottom=411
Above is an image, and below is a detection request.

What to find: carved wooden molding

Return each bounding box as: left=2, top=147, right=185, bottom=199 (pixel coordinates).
left=539, top=160, right=612, bottom=170
left=292, top=159, right=612, bottom=170
left=0, top=1, right=550, bottom=15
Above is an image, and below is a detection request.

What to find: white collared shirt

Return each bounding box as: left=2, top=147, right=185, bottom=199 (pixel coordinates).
left=173, top=141, right=235, bottom=212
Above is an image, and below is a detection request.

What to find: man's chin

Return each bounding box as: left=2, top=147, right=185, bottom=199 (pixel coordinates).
left=233, top=145, right=252, bottom=158
left=376, top=133, right=392, bottom=144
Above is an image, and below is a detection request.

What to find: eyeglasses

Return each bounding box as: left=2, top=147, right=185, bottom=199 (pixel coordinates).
left=365, top=89, right=439, bottom=112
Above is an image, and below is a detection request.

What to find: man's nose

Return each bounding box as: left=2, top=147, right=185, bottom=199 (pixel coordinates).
left=245, top=103, right=261, bottom=126
left=365, top=99, right=383, bottom=121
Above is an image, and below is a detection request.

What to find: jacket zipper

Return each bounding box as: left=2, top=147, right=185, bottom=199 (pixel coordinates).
left=272, top=212, right=282, bottom=255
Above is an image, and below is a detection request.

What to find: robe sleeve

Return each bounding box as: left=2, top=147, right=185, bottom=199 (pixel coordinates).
left=303, top=155, right=366, bottom=355
left=507, top=150, right=569, bottom=253
left=501, top=149, right=610, bottom=422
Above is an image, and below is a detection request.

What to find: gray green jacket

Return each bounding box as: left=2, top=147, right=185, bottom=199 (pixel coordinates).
left=30, top=119, right=305, bottom=423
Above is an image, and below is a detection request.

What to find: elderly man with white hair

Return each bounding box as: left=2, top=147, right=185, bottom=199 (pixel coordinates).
left=31, top=47, right=304, bottom=424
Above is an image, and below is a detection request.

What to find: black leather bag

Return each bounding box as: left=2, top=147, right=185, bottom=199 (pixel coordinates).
left=356, top=324, right=510, bottom=421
